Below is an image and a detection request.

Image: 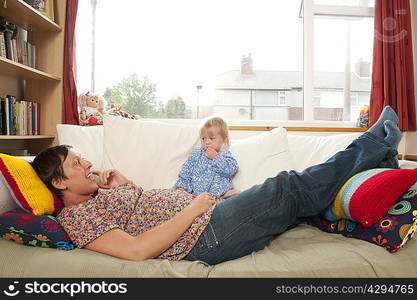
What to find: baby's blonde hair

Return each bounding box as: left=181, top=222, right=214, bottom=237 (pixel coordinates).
left=199, top=116, right=230, bottom=148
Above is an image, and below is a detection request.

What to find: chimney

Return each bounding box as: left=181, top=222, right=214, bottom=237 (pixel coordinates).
left=241, top=53, right=253, bottom=75
left=355, top=58, right=371, bottom=77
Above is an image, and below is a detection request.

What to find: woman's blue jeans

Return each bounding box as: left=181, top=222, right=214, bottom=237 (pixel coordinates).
left=183, top=132, right=399, bottom=265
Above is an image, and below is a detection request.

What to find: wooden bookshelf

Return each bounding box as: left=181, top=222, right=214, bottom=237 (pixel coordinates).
left=0, top=0, right=61, bottom=32
left=0, top=135, right=54, bottom=140
left=0, top=56, right=61, bottom=81
left=0, top=0, right=65, bottom=155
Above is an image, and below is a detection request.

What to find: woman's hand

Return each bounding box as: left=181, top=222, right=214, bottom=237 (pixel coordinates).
left=187, top=192, right=216, bottom=217
left=93, top=170, right=131, bottom=189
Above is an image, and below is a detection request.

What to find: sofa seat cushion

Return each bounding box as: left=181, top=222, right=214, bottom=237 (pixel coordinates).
left=208, top=224, right=417, bottom=277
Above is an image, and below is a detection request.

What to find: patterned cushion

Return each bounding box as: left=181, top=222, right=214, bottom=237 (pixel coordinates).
left=323, top=168, right=417, bottom=227
left=0, top=208, right=74, bottom=250
left=0, top=153, right=64, bottom=215
left=307, top=189, right=417, bottom=253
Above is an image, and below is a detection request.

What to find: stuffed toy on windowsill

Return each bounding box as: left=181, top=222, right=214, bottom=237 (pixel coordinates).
left=78, top=92, right=105, bottom=126
left=107, top=104, right=140, bottom=120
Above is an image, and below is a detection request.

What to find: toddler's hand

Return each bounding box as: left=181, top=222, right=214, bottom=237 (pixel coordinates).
left=205, top=147, right=218, bottom=159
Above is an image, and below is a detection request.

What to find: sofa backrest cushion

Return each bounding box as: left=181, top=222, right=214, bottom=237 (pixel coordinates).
left=56, top=124, right=104, bottom=171
left=287, top=133, right=361, bottom=171
left=103, top=115, right=200, bottom=190
left=230, top=127, right=296, bottom=191
left=103, top=116, right=297, bottom=192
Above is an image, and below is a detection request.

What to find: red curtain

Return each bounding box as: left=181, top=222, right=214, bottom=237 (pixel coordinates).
left=369, top=0, right=416, bottom=131
left=62, top=0, right=79, bottom=125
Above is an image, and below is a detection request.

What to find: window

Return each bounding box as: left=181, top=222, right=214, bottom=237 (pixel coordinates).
left=76, top=0, right=303, bottom=120
left=305, top=0, right=374, bottom=122
left=314, top=0, right=374, bottom=7
left=76, top=0, right=374, bottom=123
left=313, top=15, right=373, bottom=121
left=278, top=91, right=287, bottom=105
left=314, top=92, right=321, bottom=107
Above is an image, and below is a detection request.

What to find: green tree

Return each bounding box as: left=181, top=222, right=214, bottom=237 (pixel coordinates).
left=103, top=73, right=158, bottom=117
left=165, top=96, right=187, bottom=118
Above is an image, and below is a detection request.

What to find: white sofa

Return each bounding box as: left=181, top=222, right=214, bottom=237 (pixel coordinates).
left=1, top=115, right=417, bottom=278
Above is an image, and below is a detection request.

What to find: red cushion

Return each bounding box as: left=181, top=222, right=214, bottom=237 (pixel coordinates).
left=324, top=168, right=417, bottom=227
left=350, top=168, right=417, bottom=226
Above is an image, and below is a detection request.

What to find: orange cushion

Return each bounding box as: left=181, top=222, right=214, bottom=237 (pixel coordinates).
left=0, top=154, right=63, bottom=215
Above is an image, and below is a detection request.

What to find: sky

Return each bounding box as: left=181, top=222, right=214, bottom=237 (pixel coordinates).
left=75, top=0, right=373, bottom=108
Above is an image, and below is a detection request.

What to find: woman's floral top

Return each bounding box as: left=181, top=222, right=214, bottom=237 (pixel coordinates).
left=57, top=183, right=220, bottom=260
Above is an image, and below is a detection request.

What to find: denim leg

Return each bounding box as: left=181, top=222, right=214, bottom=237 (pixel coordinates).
left=184, top=132, right=398, bottom=264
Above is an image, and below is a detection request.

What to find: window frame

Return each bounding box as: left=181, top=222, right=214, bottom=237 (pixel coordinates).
left=303, top=0, right=374, bottom=122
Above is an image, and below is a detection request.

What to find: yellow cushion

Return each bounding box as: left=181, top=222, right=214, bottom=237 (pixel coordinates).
left=0, top=154, right=63, bottom=215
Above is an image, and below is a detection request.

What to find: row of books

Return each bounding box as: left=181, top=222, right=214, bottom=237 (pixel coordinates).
left=0, top=17, right=37, bottom=68
left=0, top=95, right=40, bottom=136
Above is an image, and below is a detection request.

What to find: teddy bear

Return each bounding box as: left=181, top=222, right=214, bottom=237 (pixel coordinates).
left=78, top=92, right=105, bottom=126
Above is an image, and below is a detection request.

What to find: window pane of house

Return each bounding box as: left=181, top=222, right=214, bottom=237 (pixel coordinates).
left=314, top=0, right=374, bottom=7
left=253, top=91, right=278, bottom=106
left=76, top=0, right=303, bottom=120
left=313, top=16, right=373, bottom=121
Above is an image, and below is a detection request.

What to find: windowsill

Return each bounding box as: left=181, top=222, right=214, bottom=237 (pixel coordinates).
left=229, top=125, right=366, bottom=132
left=141, top=118, right=366, bottom=132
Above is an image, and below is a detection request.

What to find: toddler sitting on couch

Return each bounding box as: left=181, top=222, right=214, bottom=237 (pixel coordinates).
left=174, top=117, right=240, bottom=197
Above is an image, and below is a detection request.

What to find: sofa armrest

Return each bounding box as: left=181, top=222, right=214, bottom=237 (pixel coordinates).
left=399, top=159, right=417, bottom=169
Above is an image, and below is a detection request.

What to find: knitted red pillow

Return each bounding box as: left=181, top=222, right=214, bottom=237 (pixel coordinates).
left=324, top=168, right=417, bottom=227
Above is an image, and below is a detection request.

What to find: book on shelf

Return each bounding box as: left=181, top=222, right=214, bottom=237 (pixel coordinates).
left=0, top=32, right=6, bottom=58
left=23, top=0, right=42, bottom=9
left=0, top=17, right=35, bottom=68
left=36, top=102, right=40, bottom=135
left=3, top=29, right=13, bottom=61
left=27, top=42, right=37, bottom=68
left=1, top=96, right=10, bottom=135
left=0, top=95, right=41, bottom=136
left=0, top=98, right=3, bottom=134
left=16, top=27, right=27, bottom=65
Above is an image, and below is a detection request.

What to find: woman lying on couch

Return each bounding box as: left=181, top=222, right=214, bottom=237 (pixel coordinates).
left=31, top=107, right=402, bottom=265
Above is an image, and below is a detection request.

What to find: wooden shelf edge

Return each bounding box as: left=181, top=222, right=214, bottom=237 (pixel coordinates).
left=229, top=125, right=367, bottom=132
left=0, top=0, right=61, bottom=32
left=403, top=154, right=417, bottom=162
left=0, top=56, right=61, bottom=81
left=0, top=135, right=55, bottom=140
